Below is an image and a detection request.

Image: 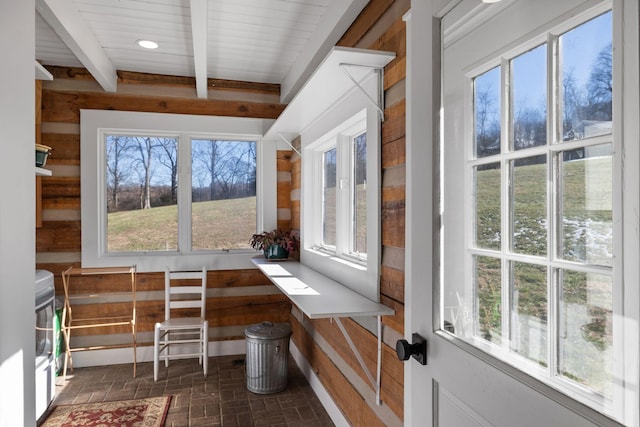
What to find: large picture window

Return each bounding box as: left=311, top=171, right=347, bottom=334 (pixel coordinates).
left=81, top=110, right=275, bottom=271
left=104, top=135, right=256, bottom=253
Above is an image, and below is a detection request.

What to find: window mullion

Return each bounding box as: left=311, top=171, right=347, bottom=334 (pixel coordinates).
left=335, top=135, right=350, bottom=255
left=500, top=57, right=511, bottom=349
left=177, top=134, right=192, bottom=253
left=501, top=158, right=510, bottom=349
left=547, top=32, right=560, bottom=383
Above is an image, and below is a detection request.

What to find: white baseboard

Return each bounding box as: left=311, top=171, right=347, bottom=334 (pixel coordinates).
left=289, top=341, right=350, bottom=427
left=68, top=339, right=247, bottom=368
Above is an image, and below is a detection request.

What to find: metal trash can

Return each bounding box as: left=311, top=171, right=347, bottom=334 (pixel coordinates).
left=244, top=321, right=292, bottom=394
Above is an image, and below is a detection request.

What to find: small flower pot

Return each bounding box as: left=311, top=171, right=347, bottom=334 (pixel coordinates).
left=264, top=244, right=289, bottom=260
left=35, top=144, right=52, bottom=167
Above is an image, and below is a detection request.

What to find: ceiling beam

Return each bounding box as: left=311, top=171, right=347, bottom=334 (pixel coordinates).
left=280, top=0, right=370, bottom=104
left=35, top=0, right=117, bottom=92
left=190, top=0, right=208, bottom=99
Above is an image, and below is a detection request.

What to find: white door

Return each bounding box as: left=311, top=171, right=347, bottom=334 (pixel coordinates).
left=403, top=1, right=639, bottom=426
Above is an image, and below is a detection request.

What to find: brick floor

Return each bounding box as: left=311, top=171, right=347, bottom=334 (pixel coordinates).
left=46, top=356, right=335, bottom=427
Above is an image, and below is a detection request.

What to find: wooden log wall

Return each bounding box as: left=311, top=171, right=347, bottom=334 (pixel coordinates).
left=35, top=70, right=292, bottom=349
left=286, top=0, right=409, bottom=425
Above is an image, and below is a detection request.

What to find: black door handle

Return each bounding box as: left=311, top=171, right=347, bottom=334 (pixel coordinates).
left=395, top=333, right=427, bottom=365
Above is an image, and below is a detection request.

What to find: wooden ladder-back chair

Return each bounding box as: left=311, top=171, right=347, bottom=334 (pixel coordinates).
left=154, top=267, right=208, bottom=381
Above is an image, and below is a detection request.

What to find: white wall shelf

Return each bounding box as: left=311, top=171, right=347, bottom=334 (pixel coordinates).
left=35, top=167, right=52, bottom=176
left=263, top=46, right=395, bottom=144
left=35, top=62, right=53, bottom=81
left=252, top=256, right=393, bottom=405
left=252, top=256, right=393, bottom=319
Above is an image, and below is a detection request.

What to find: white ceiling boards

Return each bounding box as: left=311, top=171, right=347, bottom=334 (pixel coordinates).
left=34, top=0, right=370, bottom=99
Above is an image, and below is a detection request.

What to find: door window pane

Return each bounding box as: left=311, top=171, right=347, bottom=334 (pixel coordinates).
left=323, top=148, right=337, bottom=246
left=352, top=133, right=367, bottom=254
left=560, top=144, right=612, bottom=266
left=511, top=155, right=547, bottom=256
left=559, top=269, right=613, bottom=398
left=512, top=45, right=547, bottom=150
left=475, top=255, right=502, bottom=345
left=474, top=66, right=501, bottom=158
left=106, top=135, right=178, bottom=252
left=561, top=12, right=613, bottom=141
left=510, top=261, right=548, bottom=366
left=474, top=162, right=501, bottom=250
left=191, top=140, right=257, bottom=250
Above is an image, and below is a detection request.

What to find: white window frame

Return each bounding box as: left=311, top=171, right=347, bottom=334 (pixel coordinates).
left=81, top=110, right=277, bottom=272
left=439, top=0, right=640, bottom=423
left=308, top=112, right=366, bottom=260
left=301, top=74, right=381, bottom=302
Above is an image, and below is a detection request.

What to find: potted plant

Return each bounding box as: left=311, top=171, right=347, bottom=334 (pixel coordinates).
left=250, top=229, right=300, bottom=260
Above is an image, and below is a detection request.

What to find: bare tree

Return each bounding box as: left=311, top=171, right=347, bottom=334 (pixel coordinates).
left=587, top=42, right=612, bottom=120
left=156, top=138, right=178, bottom=203
left=475, top=84, right=500, bottom=157
left=106, top=135, right=132, bottom=212
left=562, top=68, right=585, bottom=140
left=132, top=136, right=155, bottom=209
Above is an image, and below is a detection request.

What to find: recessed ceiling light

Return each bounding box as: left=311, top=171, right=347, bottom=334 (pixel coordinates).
left=482, top=0, right=503, bottom=3
left=137, top=39, right=159, bottom=49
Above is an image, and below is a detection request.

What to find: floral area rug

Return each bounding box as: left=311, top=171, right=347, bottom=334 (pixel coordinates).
left=41, top=396, right=171, bottom=427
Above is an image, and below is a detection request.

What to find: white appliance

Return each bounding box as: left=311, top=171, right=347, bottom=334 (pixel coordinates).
left=35, top=269, right=56, bottom=421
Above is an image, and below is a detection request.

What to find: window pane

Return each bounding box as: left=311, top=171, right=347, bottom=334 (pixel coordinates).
left=474, top=66, right=501, bottom=157
left=512, top=44, right=547, bottom=150
left=353, top=133, right=367, bottom=254
left=475, top=255, right=502, bottom=345
left=106, top=135, right=178, bottom=252
left=510, top=261, right=548, bottom=366
left=323, top=148, right=337, bottom=246
left=561, top=12, right=612, bottom=141
left=559, top=270, right=613, bottom=398
left=474, top=162, right=501, bottom=250
left=511, top=155, right=547, bottom=256
left=560, top=144, right=612, bottom=266
left=191, top=140, right=257, bottom=250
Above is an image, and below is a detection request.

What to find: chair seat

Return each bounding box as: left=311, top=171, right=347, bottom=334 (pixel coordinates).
left=156, top=317, right=205, bottom=330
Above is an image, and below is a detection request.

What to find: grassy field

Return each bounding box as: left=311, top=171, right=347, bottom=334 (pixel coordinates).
left=107, top=196, right=256, bottom=252
left=473, top=156, right=613, bottom=395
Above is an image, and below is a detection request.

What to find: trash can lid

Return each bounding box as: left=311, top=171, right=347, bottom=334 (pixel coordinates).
left=244, top=321, right=292, bottom=340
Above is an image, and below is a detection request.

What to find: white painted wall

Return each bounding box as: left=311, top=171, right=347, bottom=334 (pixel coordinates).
left=0, top=1, right=37, bottom=426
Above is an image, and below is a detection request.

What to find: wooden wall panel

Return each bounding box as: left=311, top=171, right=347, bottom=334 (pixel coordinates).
left=276, top=150, right=292, bottom=171
left=380, top=265, right=404, bottom=303
left=382, top=136, right=406, bottom=168
left=42, top=90, right=285, bottom=123
left=382, top=100, right=406, bottom=143
left=382, top=200, right=405, bottom=248
left=337, top=0, right=396, bottom=48
left=290, top=317, right=389, bottom=427
left=36, top=221, right=81, bottom=252
left=381, top=295, right=404, bottom=334
left=309, top=317, right=404, bottom=419
left=41, top=133, right=80, bottom=165
left=277, top=181, right=291, bottom=209
left=57, top=269, right=274, bottom=295
left=67, top=295, right=290, bottom=337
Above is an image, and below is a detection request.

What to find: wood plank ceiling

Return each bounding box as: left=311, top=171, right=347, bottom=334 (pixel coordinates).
left=34, top=0, right=368, bottom=102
